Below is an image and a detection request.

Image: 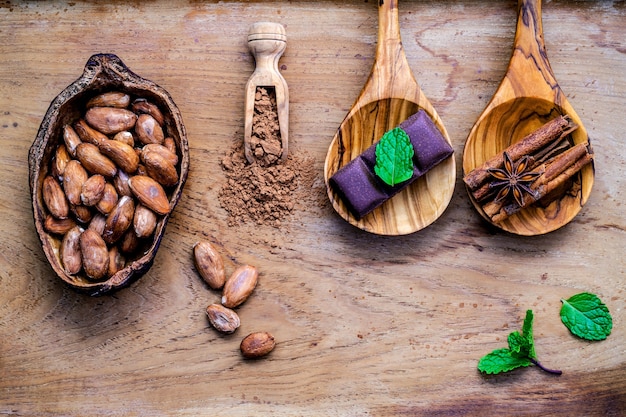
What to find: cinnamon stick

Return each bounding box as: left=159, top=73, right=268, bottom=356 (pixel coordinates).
left=464, top=115, right=577, bottom=191
left=473, top=141, right=588, bottom=204
left=486, top=150, right=593, bottom=223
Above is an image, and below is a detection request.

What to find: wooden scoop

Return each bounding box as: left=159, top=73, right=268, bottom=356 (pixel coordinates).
left=244, top=21, right=289, bottom=164
left=462, top=0, right=594, bottom=236
left=324, top=0, right=456, bottom=236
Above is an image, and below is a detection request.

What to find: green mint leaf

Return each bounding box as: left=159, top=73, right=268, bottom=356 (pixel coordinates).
left=374, top=127, right=415, bottom=186
left=507, top=311, right=535, bottom=359
left=521, top=309, right=536, bottom=359
left=507, top=331, right=525, bottom=355
left=479, top=309, right=560, bottom=376
left=478, top=348, right=532, bottom=375
left=560, top=292, right=613, bottom=341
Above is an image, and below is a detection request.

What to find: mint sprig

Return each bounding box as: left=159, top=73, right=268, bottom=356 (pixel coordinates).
left=374, top=127, right=414, bottom=186
left=478, top=310, right=561, bottom=376
left=560, top=292, right=612, bottom=341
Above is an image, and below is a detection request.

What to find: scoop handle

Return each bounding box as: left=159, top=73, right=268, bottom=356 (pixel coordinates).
left=244, top=22, right=289, bottom=163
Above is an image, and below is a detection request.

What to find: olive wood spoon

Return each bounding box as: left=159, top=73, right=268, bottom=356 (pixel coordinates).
left=462, top=0, right=594, bottom=236
left=324, top=0, right=456, bottom=236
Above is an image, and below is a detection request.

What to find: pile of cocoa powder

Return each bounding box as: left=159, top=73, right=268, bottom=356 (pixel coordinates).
left=218, top=141, right=317, bottom=227
left=218, top=87, right=319, bottom=227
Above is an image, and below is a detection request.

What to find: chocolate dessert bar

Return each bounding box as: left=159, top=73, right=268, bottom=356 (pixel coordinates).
left=329, top=110, right=453, bottom=219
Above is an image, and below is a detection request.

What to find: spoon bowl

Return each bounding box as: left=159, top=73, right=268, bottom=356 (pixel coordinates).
left=324, top=0, right=456, bottom=235
left=462, top=0, right=594, bottom=236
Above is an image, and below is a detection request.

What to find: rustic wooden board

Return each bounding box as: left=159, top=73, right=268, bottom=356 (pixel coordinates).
left=1, top=1, right=624, bottom=415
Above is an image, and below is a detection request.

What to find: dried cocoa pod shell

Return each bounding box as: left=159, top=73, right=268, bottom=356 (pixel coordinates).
left=85, top=107, right=137, bottom=135
left=221, top=265, right=258, bottom=308
left=206, top=304, right=240, bottom=334
left=193, top=241, right=225, bottom=290
left=87, top=92, right=131, bottom=109
left=29, top=53, right=189, bottom=295
left=240, top=332, right=275, bottom=359
left=43, top=175, right=69, bottom=219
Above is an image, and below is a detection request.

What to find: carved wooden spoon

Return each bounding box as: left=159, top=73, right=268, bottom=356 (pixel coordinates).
left=324, top=0, right=456, bottom=236
left=462, top=0, right=594, bottom=236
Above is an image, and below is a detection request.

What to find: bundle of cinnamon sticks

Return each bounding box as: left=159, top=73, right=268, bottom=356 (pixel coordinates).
left=463, top=115, right=594, bottom=223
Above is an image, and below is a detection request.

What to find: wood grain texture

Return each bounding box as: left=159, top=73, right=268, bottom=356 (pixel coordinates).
left=324, top=0, right=456, bottom=235
left=463, top=0, right=594, bottom=236
left=1, top=1, right=625, bottom=415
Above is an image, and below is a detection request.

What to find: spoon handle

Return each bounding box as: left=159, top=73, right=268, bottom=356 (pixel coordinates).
left=506, top=0, right=561, bottom=101
left=358, top=0, right=418, bottom=104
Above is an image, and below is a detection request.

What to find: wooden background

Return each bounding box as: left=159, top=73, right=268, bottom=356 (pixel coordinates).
left=1, top=1, right=624, bottom=415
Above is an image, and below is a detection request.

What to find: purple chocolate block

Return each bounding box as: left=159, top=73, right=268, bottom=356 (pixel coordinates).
left=329, top=109, right=453, bottom=219
left=328, top=157, right=389, bottom=218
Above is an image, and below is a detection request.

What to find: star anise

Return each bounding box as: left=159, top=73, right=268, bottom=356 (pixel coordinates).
left=487, top=151, right=541, bottom=207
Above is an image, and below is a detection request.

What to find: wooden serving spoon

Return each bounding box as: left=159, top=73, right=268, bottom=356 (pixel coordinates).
left=462, top=0, right=594, bottom=236
left=324, top=0, right=456, bottom=236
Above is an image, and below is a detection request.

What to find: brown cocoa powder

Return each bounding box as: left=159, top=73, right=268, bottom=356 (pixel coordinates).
left=248, top=87, right=282, bottom=167
left=218, top=141, right=316, bottom=227
left=218, top=83, right=325, bottom=227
